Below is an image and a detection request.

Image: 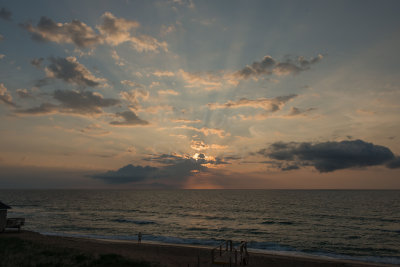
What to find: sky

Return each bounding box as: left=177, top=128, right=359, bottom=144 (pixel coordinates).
left=1, top=0, right=400, bottom=189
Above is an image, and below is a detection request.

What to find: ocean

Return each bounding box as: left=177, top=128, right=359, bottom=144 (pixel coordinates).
left=0, top=190, right=399, bottom=265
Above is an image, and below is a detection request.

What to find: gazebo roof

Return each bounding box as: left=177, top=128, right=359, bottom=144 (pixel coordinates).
left=0, top=201, right=11, bottom=210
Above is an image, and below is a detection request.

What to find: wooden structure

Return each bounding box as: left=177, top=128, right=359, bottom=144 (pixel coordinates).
left=0, top=201, right=11, bottom=232
left=0, top=201, right=25, bottom=232
left=211, top=240, right=249, bottom=266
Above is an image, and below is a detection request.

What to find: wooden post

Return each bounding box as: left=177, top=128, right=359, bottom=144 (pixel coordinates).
left=211, top=249, right=214, bottom=263
left=197, top=255, right=200, bottom=267
left=220, top=245, right=222, bottom=256
left=235, top=249, right=237, bottom=266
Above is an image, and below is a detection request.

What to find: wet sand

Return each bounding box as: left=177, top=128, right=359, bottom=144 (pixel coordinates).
left=0, top=231, right=395, bottom=267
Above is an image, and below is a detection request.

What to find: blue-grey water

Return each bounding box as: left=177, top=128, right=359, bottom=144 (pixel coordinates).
left=0, top=190, right=399, bottom=265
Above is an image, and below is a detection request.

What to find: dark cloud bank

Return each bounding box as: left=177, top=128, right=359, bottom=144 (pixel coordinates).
left=258, top=139, right=400, bottom=172
left=17, top=89, right=120, bottom=115
left=91, top=153, right=227, bottom=186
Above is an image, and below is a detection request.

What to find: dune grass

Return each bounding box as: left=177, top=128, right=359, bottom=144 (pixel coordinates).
left=0, top=236, right=156, bottom=267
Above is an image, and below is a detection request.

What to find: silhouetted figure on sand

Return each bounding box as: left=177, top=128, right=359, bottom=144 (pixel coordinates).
left=138, top=232, right=142, bottom=243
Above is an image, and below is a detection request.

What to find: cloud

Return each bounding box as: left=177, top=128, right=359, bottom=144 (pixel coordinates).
left=31, top=58, right=44, bottom=68
left=91, top=164, right=158, bottom=184
left=79, top=124, right=110, bottom=136
left=153, top=70, right=175, bottom=77
left=22, top=12, right=167, bottom=52
left=190, top=140, right=228, bottom=151
left=16, top=103, right=58, bottom=115
left=110, top=110, right=149, bottom=126
left=120, top=89, right=149, bottom=109
left=16, top=89, right=34, bottom=99
left=22, top=16, right=100, bottom=48
left=171, top=118, right=201, bottom=124
left=0, top=83, right=16, bottom=107
left=286, top=107, right=316, bottom=117
left=191, top=140, right=209, bottom=151
left=168, top=0, right=195, bottom=9
left=44, top=57, right=105, bottom=87
left=173, top=54, right=322, bottom=91
left=16, top=90, right=120, bottom=115
left=175, top=125, right=230, bottom=138
left=0, top=7, right=11, bottom=21
left=0, top=34, right=3, bottom=41
left=98, top=12, right=139, bottom=45
left=54, top=89, right=119, bottom=113
left=158, top=89, right=179, bottom=96
left=178, top=69, right=223, bottom=90
left=121, top=80, right=145, bottom=89
left=0, top=54, right=5, bottom=60
left=111, top=50, right=126, bottom=66
left=160, top=25, right=176, bottom=36
left=208, top=94, right=297, bottom=112
left=98, top=12, right=167, bottom=52
left=143, top=104, right=173, bottom=114
left=91, top=152, right=224, bottom=185
left=235, top=54, right=323, bottom=79
left=258, top=139, right=396, bottom=172
left=387, top=157, right=400, bottom=169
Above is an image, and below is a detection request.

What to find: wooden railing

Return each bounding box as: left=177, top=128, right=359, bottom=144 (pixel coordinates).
left=211, top=240, right=249, bottom=266
left=6, top=218, right=25, bottom=232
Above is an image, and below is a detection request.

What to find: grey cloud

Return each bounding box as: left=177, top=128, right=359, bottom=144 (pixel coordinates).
left=0, top=7, right=11, bottom=21
left=45, top=57, right=103, bottom=87
left=91, top=164, right=158, bottom=184
left=281, top=165, right=300, bottom=171
left=236, top=54, right=323, bottom=79
left=16, top=90, right=119, bottom=115
left=287, top=107, right=316, bottom=116
left=16, top=103, right=58, bottom=115
left=387, top=157, right=400, bottom=169
left=237, top=55, right=276, bottom=78
left=110, top=110, right=149, bottom=126
left=16, top=89, right=34, bottom=99
left=144, top=153, right=186, bottom=164
left=22, top=16, right=100, bottom=48
left=208, top=94, right=297, bottom=112
left=31, top=58, right=44, bottom=69
left=259, top=139, right=396, bottom=172
left=35, top=78, right=51, bottom=88
left=54, top=89, right=119, bottom=114
left=146, top=153, right=227, bottom=166
left=0, top=94, right=16, bottom=107
left=92, top=153, right=226, bottom=185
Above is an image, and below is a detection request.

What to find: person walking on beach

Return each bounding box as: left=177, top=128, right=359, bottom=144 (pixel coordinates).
left=138, top=232, right=142, bottom=244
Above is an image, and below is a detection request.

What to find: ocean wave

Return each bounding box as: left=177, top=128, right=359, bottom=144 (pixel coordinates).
left=261, top=220, right=295, bottom=225
left=186, top=227, right=209, bottom=231
left=112, top=219, right=157, bottom=225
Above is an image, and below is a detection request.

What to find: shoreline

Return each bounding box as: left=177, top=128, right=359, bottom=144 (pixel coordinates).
left=38, top=230, right=400, bottom=266
left=1, top=230, right=397, bottom=267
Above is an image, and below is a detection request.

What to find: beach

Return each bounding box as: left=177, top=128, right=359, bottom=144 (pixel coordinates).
left=0, top=231, right=395, bottom=267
